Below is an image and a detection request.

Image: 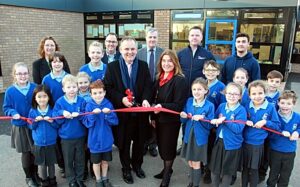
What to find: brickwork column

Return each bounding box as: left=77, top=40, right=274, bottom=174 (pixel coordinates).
left=154, top=10, right=170, bottom=50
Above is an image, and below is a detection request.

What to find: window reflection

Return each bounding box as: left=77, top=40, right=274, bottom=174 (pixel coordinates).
left=172, top=23, right=204, bottom=40
left=208, top=44, right=232, bottom=61
left=208, top=22, right=234, bottom=41
left=250, top=45, right=281, bottom=65
left=118, top=23, right=153, bottom=38
left=172, top=42, right=189, bottom=51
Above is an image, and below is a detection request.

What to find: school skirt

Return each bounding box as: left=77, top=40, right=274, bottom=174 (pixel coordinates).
left=181, top=127, right=207, bottom=163
left=242, top=143, right=264, bottom=170
left=11, top=125, right=33, bottom=153
left=33, top=144, right=57, bottom=166
left=209, top=138, right=241, bottom=176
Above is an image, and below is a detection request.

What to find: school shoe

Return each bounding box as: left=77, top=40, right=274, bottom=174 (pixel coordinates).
left=102, top=179, right=113, bottom=187
left=187, top=182, right=193, bottom=187
left=77, top=181, right=86, bottom=187
left=203, top=167, right=212, bottom=184
left=149, top=147, right=158, bottom=157
left=122, top=168, right=134, bottom=184
left=26, top=178, right=38, bottom=187
left=32, top=172, right=42, bottom=186
left=41, top=178, right=50, bottom=187
left=133, top=167, right=146, bottom=178
left=49, top=176, right=57, bottom=187
left=230, top=175, right=237, bottom=185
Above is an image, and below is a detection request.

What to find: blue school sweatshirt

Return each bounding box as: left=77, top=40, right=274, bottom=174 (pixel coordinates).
left=181, top=97, right=214, bottom=146
left=3, top=83, right=36, bottom=126
left=207, top=79, right=225, bottom=109
left=42, top=73, right=67, bottom=102
left=28, top=108, right=59, bottom=146
left=214, top=103, right=247, bottom=150
left=83, top=98, right=118, bottom=153
left=79, top=62, right=107, bottom=82
left=53, top=95, right=87, bottom=139
left=244, top=100, right=280, bottom=145
left=269, top=112, right=300, bottom=153
left=266, top=90, right=280, bottom=108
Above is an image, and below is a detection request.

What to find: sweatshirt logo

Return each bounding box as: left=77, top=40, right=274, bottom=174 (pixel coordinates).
left=211, top=91, right=217, bottom=98
left=198, top=56, right=206, bottom=60
left=230, top=114, right=235, bottom=120
left=293, top=123, right=297, bottom=131
left=262, top=113, right=268, bottom=120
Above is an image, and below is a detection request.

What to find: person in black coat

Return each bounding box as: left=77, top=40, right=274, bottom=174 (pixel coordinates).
left=32, top=36, right=71, bottom=84
left=152, top=49, right=188, bottom=187
left=104, top=36, right=152, bottom=184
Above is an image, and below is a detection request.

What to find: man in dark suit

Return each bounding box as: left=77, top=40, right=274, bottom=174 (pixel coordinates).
left=137, top=27, right=164, bottom=157
left=104, top=37, right=152, bottom=184
left=102, top=33, right=121, bottom=64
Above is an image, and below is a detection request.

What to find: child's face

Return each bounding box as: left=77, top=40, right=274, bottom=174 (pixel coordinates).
left=203, top=64, right=220, bottom=81
left=51, top=57, right=64, bottom=73
left=267, top=78, right=281, bottom=92
left=233, top=70, right=248, bottom=88
left=249, top=86, right=265, bottom=106
left=35, top=91, right=49, bottom=108
left=88, top=46, right=103, bottom=64
left=15, top=66, right=29, bottom=86
left=91, top=88, right=106, bottom=104
left=77, top=77, right=90, bottom=93
left=192, top=83, right=207, bottom=101
left=225, top=85, right=241, bottom=106
left=63, top=81, right=78, bottom=98
left=278, top=98, right=294, bottom=115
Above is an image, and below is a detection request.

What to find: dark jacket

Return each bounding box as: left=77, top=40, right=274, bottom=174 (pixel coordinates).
left=102, top=51, right=121, bottom=64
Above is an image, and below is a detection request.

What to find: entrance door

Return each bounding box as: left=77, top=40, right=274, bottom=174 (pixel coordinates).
left=205, top=19, right=237, bottom=64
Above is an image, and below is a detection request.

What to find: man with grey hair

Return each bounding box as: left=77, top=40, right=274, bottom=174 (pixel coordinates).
left=137, top=27, right=164, bottom=157
left=104, top=36, right=152, bottom=185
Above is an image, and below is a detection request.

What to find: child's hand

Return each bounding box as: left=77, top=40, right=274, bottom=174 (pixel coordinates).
left=63, top=111, right=72, bottom=119
left=154, top=104, right=162, bottom=114
left=282, top=131, right=291, bottom=137
left=192, top=115, right=205, bottom=121
left=216, top=116, right=226, bottom=125
left=43, top=116, right=53, bottom=123
left=210, top=119, right=218, bottom=125
left=92, top=108, right=101, bottom=114
left=71, top=112, right=79, bottom=118
left=180, top=112, right=187, bottom=118
left=290, top=131, right=299, bottom=141
left=35, top=116, right=43, bottom=121
left=254, top=120, right=266, bottom=129
left=246, top=120, right=254, bottom=127
left=102, top=108, right=111, bottom=114
left=12, top=114, right=20, bottom=119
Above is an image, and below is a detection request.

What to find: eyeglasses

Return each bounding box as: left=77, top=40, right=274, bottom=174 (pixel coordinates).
left=15, top=73, right=29, bottom=76
left=204, top=69, right=219, bottom=72
left=226, top=93, right=240, bottom=97
left=106, top=40, right=117, bottom=44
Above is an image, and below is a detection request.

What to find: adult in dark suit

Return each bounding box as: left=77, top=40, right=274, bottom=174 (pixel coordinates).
left=152, top=49, right=188, bottom=187
left=137, top=28, right=164, bottom=157
left=102, top=33, right=121, bottom=64
left=104, top=37, right=152, bottom=184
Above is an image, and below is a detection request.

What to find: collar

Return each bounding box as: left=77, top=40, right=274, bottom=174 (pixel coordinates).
left=88, top=62, right=104, bottom=72
left=250, top=99, right=268, bottom=110
left=193, top=98, right=205, bottom=107
left=278, top=110, right=293, bottom=123
left=50, top=71, right=66, bottom=80
left=225, top=102, right=240, bottom=112
left=159, top=71, right=174, bottom=87
left=147, top=47, right=156, bottom=52
left=14, top=82, right=30, bottom=90
left=37, top=105, right=49, bottom=116
left=64, top=95, right=78, bottom=104
left=268, top=90, right=279, bottom=99
left=208, top=79, right=218, bottom=88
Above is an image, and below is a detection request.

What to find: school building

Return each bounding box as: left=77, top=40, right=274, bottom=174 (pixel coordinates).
left=0, top=0, right=300, bottom=91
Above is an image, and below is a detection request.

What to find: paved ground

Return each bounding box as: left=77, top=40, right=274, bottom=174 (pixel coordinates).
left=1, top=73, right=300, bottom=187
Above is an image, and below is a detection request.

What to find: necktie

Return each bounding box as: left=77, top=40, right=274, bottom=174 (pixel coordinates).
left=149, top=49, right=155, bottom=81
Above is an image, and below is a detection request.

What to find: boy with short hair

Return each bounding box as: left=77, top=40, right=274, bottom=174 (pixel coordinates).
left=83, top=80, right=118, bottom=187
left=80, top=41, right=107, bottom=82
left=266, top=70, right=283, bottom=106
left=53, top=74, right=87, bottom=187
left=267, top=90, right=300, bottom=187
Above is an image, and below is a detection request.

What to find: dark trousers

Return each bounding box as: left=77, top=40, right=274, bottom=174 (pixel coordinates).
left=259, top=139, right=270, bottom=178
left=119, top=117, right=144, bottom=170
left=267, top=150, right=295, bottom=187
left=61, top=137, right=85, bottom=184
left=56, top=137, right=65, bottom=169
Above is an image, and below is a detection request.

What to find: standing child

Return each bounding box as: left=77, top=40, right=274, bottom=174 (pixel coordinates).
left=232, top=68, right=250, bottom=107
left=180, top=78, right=215, bottom=187
left=209, top=82, right=247, bottom=187
left=28, top=85, right=58, bottom=187
left=267, top=90, right=300, bottom=187
left=80, top=41, right=107, bottom=82
left=77, top=72, right=91, bottom=101
left=53, top=74, right=87, bottom=187
left=3, top=62, right=39, bottom=187
left=83, top=80, right=118, bottom=187
left=266, top=70, right=283, bottom=106
left=242, top=80, right=280, bottom=187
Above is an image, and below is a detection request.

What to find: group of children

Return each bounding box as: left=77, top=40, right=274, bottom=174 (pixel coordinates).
left=2, top=39, right=299, bottom=187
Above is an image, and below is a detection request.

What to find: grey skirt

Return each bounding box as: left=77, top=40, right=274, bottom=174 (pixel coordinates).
left=11, top=125, right=33, bottom=153
left=181, top=127, right=208, bottom=163
left=242, top=143, right=264, bottom=170
left=33, top=144, right=57, bottom=166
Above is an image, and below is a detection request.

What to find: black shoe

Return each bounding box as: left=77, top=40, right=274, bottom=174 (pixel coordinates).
left=77, top=181, right=86, bottom=187
left=160, top=170, right=173, bottom=187
left=149, top=147, right=158, bottom=157
left=154, top=169, right=173, bottom=179
left=41, top=178, right=50, bottom=187
left=49, top=176, right=57, bottom=187
left=32, top=172, right=42, bottom=186
left=203, top=170, right=212, bottom=184
left=122, top=168, right=134, bottom=184
left=176, top=146, right=182, bottom=156
left=230, top=175, right=237, bottom=185
left=102, top=179, right=113, bottom=187
left=69, top=182, right=79, bottom=187
left=187, top=182, right=193, bottom=187
left=95, top=181, right=103, bottom=187
left=133, top=167, right=146, bottom=179
left=26, top=178, right=38, bottom=187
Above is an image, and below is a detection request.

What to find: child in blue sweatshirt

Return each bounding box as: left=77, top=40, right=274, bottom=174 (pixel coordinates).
left=232, top=68, right=250, bottom=107
left=53, top=74, right=87, bottom=187
left=180, top=78, right=214, bottom=187
left=79, top=41, right=107, bottom=82
left=83, top=80, right=118, bottom=187
left=42, top=51, right=69, bottom=102
left=266, top=70, right=283, bottom=107
left=242, top=80, right=280, bottom=187
left=267, top=90, right=300, bottom=187
left=3, top=62, right=38, bottom=186
left=28, top=85, right=59, bottom=187
left=209, top=82, right=247, bottom=187
left=77, top=72, right=91, bottom=101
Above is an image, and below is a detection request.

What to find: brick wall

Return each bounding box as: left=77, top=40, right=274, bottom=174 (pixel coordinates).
left=0, top=5, right=85, bottom=91
left=154, top=10, right=170, bottom=50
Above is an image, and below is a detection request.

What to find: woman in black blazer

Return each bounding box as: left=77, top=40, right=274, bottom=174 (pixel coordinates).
left=152, top=49, right=188, bottom=187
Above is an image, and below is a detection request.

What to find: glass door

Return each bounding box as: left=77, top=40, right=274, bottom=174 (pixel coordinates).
left=205, top=19, right=237, bottom=64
